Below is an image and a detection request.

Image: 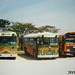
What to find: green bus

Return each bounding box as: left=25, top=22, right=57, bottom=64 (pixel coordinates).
left=23, top=32, right=59, bottom=58
left=0, top=31, right=19, bottom=59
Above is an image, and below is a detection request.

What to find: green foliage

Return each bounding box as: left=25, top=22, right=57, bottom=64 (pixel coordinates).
left=10, top=22, right=38, bottom=36
left=9, top=22, right=60, bottom=50
left=17, top=51, right=25, bottom=55
left=0, top=19, right=10, bottom=28
left=10, top=22, right=39, bottom=50
left=38, top=25, right=60, bottom=33
left=10, top=22, right=60, bottom=35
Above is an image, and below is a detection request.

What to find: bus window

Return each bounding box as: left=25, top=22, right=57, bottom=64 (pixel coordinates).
left=23, top=38, right=29, bottom=42
left=0, top=36, right=16, bottom=44
left=43, top=38, right=49, bottom=44
left=50, top=38, right=58, bottom=43
left=65, top=37, right=75, bottom=43
left=50, top=38, right=59, bottom=46
left=0, top=37, right=5, bottom=43
left=39, top=38, right=49, bottom=45
left=7, top=36, right=16, bottom=44
left=29, top=38, right=37, bottom=42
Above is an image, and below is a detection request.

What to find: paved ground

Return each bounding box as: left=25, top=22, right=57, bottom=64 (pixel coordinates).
left=0, top=55, right=75, bottom=75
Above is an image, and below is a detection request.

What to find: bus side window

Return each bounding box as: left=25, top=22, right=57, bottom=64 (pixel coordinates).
left=29, top=38, right=37, bottom=42
left=24, top=38, right=29, bottom=42
left=33, top=38, right=37, bottom=41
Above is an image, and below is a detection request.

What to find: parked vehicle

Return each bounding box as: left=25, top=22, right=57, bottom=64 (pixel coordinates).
left=23, top=32, right=59, bottom=58
left=0, top=31, right=19, bottom=59
left=59, top=32, right=75, bottom=56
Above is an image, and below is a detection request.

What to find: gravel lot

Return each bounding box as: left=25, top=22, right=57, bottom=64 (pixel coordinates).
left=0, top=55, right=75, bottom=75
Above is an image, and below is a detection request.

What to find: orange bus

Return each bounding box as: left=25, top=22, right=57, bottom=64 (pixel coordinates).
left=59, top=32, right=75, bottom=56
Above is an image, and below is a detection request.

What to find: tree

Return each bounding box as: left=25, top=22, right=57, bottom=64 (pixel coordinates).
left=10, top=22, right=39, bottom=50
left=9, top=22, right=60, bottom=50
left=0, top=19, right=10, bottom=28
left=10, top=22, right=38, bottom=37
left=38, top=25, right=60, bottom=33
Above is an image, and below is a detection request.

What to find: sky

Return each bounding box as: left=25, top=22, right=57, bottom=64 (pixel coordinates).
left=0, top=0, right=75, bottom=33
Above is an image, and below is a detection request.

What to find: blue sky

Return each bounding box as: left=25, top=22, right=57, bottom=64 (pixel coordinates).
left=0, top=0, right=75, bottom=33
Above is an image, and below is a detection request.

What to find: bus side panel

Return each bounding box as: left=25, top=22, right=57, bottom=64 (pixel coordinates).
left=24, top=41, right=37, bottom=57
left=0, top=47, right=17, bottom=57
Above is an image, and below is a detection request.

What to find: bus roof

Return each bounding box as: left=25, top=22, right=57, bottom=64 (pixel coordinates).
left=58, top=32, right=75, bottom=37
left=0, top=31, right=17, bottom=36
left=24, top=32, right=58, bottom=38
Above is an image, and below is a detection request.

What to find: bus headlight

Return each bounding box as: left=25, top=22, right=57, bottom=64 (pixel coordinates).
left=41, top=50, right=44, bottom=55
left=67, top=49, right=70, bottom=52
left=55, top=50, right=57, bottom=54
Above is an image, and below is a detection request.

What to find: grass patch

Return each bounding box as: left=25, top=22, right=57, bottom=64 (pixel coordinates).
left=17, top=51, right=25, bottom=55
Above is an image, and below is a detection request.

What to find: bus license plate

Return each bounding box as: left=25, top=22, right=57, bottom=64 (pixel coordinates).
left=48, top=52, right=51, bottom=54
left=73, top=46, right=75, bottom=48
left=67, top=53, right=70, bottom=55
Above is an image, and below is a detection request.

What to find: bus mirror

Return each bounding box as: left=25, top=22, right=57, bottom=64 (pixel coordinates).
left=55, top=35, right=57, bottom=38
left=42, top=35, right=44, bottom=38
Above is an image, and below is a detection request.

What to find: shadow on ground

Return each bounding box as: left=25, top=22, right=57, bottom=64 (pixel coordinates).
left=18, top=54, right=57, bottom=60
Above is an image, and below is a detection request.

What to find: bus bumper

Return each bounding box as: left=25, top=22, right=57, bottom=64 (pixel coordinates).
left=37, top=54, right=59, bottom=58
left=64, top=52, right=75, bottom=56
left=0, top=54, right=17, bottom=57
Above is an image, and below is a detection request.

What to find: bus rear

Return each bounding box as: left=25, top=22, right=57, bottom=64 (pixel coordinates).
left=0, top=31, right=18, bottom=59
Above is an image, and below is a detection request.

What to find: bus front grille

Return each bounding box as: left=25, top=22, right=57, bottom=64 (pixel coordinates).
left=66, top=46, right=75, bottom=52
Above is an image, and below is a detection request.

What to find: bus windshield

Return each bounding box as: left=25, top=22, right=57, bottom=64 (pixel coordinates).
left=39, top=38, right=49, bottom=45
left=50, top=38, right=58, bottom=43
left=50, top=38, right=59, bottom=46
left=65, top=37, right=75, bottom=43
left=0, top=36, right=16, bottom=44
left=39, top=38, right=59, bottom=45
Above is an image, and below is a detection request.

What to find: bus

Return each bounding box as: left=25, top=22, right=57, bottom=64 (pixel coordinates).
left=0, top=31, right=18, bottom=59
left=23, top=32, right=59, bottom=58
left=59, top=32, right=75, bottom=56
